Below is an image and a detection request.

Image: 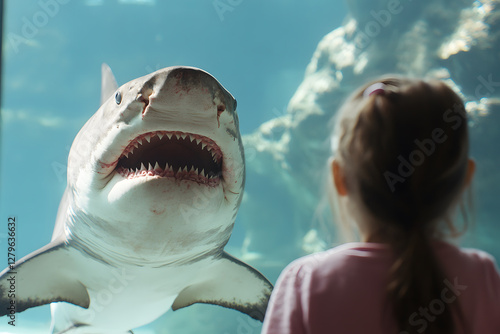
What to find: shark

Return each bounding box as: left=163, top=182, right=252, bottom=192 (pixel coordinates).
left=0, top=64, right=272, bottom=333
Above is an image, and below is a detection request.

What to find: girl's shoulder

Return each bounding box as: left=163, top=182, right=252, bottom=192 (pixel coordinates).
left=284, top=241, right=499, bottom=282
left=281, top=242, right=393, bottom=279
left=434, top=241, right=500, bottom=279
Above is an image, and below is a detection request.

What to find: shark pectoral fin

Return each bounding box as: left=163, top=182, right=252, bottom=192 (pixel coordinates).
left=172, top=252, right=273, bottom=321
left=0, top=241, right=90, bottom=316
left=101, top=63, right=119, bottom=105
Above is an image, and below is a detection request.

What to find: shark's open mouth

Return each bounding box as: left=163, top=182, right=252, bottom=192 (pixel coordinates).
left=116, top=131, right=223, bottom=186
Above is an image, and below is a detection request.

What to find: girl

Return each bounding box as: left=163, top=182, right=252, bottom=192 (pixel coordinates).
left=261, top=77, right=500, bottom=334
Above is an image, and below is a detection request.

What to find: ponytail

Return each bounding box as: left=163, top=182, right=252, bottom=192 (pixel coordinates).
left=388, top=227, right=453, bottom=334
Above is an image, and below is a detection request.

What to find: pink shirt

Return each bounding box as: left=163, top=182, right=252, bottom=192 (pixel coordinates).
left=262, top=242, right=500, bottom=334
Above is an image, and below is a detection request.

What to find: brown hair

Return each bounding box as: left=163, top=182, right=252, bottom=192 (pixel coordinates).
left=332, top=77, right=469, bottom=333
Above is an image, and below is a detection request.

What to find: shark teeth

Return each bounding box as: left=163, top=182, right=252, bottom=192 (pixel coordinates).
left=119, top=131, right=223, bottom=163
left=116, top=130, right=223, bottom=186
left=117, top=162, right=221, bottom=186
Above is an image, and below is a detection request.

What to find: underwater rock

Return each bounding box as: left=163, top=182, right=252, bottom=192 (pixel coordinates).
left=240, top=0, right=500, bottom=267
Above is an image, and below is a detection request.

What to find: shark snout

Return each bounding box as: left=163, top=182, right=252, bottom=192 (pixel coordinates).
left=144, top=67, right=236, bottom=117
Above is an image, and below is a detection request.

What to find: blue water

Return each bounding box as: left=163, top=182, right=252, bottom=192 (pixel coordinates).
left=0, top=0, right=499, bottom=333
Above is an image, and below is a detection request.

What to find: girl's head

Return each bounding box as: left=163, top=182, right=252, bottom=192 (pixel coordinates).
left=330, top=76, right=474, bottom=333
left=331, top=76, right=474, bottom=239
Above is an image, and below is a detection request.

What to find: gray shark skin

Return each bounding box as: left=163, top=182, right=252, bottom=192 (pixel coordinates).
left=0, top=65, right=272, bottom=333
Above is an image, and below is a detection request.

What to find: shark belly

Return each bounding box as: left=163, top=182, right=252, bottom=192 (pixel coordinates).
left=51, top=261, right=184, bottom=332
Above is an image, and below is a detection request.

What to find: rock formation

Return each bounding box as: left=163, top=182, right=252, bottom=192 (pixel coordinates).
left=239, top=0, right=500, bottom=278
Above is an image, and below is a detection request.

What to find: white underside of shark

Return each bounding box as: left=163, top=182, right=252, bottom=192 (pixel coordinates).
left=0, top=65, right=272, bottom=333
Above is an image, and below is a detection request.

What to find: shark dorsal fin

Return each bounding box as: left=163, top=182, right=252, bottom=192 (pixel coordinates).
left=101, top=63, right=118, bottom=106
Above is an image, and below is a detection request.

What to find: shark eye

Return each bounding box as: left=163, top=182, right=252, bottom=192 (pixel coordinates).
left=115, top=91, right=122, bottom=105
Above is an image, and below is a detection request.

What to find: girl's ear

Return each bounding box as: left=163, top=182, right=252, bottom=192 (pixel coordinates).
left=465, top=158, right=476, bottom=187
left=331, top=158, right=348, bottom=196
